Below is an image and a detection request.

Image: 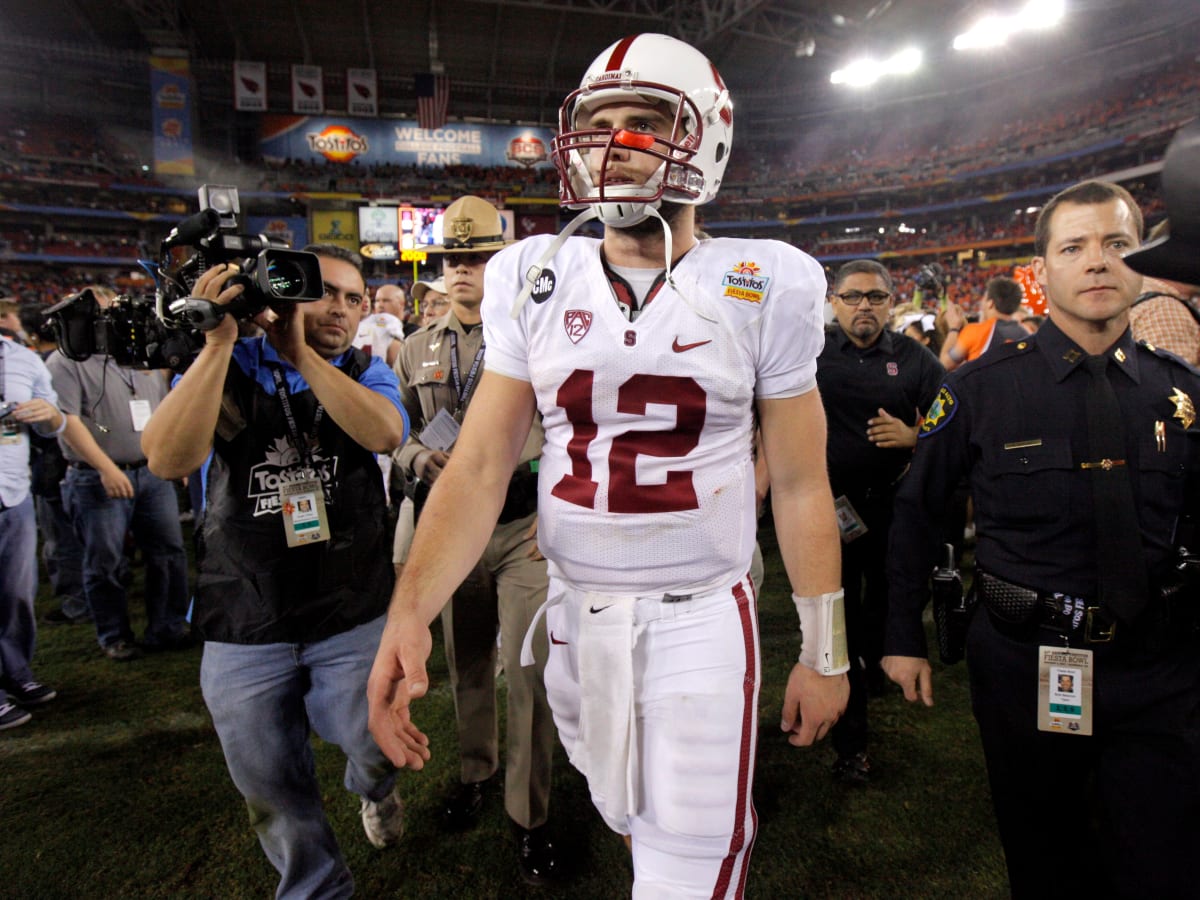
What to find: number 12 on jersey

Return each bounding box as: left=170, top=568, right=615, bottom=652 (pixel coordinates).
left=551, top=369, right=707, bottom=514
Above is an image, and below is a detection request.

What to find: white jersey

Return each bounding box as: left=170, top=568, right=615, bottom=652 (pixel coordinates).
left=352, top=312, right=406, bottom=360
left=483, top=235, right=826, bottom=595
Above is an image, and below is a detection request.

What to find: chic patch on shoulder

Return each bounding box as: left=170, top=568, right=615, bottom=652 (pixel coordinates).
left=920, top=385, right=958, bottom=437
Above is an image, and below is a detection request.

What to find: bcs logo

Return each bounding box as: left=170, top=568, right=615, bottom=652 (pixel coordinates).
left=306, top=125, right=369, bottom=163
left=507, top=135, right=548, bottom=168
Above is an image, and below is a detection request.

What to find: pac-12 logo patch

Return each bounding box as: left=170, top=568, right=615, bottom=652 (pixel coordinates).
left=564, top=310, right=593, bottom=344
left=920, top=385, right=957, bottom=436
left=721, top=261, right=770, bottom=303
left=531, top=268, right=557, bottom=304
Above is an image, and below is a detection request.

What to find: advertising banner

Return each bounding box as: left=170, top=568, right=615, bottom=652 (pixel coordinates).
left=309, top=209, right=359, bottom=253
left=150, top=56, right=195, bottom=177
left=261, top=115, right=555, bottom=170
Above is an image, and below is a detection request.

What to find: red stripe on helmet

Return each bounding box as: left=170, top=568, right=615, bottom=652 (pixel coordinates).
left=606, top=35, right=638, bottom=71
left=709, top=61, right=727, bottom=91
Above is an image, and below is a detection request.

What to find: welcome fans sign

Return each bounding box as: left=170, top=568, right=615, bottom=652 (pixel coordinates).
left=260, top=116, right=555, bottom=170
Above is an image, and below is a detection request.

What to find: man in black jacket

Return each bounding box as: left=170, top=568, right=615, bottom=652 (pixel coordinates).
left=143, top=244, right=409, bottom=899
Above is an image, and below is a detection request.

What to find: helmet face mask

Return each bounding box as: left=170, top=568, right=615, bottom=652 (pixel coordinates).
left=551, top=34, right=733, bottom=226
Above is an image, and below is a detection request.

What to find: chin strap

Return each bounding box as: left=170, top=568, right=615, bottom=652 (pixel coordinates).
left=510, top=203, right=679, bottom=320
left=510, top=207, right=599, bottom=319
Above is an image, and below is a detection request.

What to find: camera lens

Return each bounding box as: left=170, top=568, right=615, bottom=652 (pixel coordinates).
left=266, top=257, right=309, bottom=298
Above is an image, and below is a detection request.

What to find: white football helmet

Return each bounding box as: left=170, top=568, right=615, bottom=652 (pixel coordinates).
left=552, top=33, right=734, bottom=226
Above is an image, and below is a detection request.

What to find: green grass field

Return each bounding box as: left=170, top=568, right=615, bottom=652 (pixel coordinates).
left=0, top=525, right=1008, bottom=898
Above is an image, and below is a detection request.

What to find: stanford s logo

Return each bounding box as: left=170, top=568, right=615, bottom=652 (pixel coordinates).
left=564, top=310, right=593, bottom=344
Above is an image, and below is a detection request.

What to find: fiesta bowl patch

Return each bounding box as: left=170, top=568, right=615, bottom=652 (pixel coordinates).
left=722, top=261, right=770, bottom=303
left=920, top=385, right=958, bottom=436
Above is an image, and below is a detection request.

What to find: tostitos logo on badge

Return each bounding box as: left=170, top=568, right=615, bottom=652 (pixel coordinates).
left=564, top=310, right=593, bottom=344
left=722, top=261, right=770, bottom=303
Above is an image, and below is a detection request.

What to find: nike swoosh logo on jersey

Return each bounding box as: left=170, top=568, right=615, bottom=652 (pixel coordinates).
left=550, top=632, right=568, bottom=645
left=588, top=604, right=613, bottom=614
left=672, top=337, right=712, bottom=353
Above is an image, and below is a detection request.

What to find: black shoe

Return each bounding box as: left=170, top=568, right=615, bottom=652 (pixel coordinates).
left=515, top=824, right=562, bottom=886
left=832, top=751, right=872, bottom=785
left=441, top=780, right=486, bottom=831
left=7, top=681, right=56, bottom=706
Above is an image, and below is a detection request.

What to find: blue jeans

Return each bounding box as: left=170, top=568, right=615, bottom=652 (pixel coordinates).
left=62, top=466, right=189, bottom=648
left=0, top=495, right=38, bottom=703
left=36, top=493, right=88, bottom=620
left=200, top=615, right=396, bottom=900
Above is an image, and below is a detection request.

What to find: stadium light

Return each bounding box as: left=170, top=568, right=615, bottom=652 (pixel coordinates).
left=954, top=0, right=1065, bottom=51
left=830, top=47, right=923, bottom=87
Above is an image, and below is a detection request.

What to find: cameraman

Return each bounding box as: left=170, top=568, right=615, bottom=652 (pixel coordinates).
left=47, top=286, right=191, bottom=661
left=142, top=245, right=409, bottom=897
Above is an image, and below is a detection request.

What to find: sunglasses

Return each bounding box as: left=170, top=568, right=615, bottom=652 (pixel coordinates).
left=443, top=252, right=494, bottom=267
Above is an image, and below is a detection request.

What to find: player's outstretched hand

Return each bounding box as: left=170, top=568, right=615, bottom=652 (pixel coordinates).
left=882, top=655, right=934, bottom=706
left=367, top=610, right=434, bottom=769
left=780, top=663, right=849, bottom=747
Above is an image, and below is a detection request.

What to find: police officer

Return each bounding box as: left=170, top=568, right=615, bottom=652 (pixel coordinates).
left=884, top=180, right=1200, bottom=898
left=817, top=259, right=944, bottom=782
left=393, top=196, right=558, bottom=883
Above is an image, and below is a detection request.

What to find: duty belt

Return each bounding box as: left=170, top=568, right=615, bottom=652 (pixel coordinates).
left=977, top=570, right=1116, bottom=644
left=70, top=460, right=147, bottom=472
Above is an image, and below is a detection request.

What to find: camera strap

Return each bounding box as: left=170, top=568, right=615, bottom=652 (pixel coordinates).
left=447, top=329, right=486, bottom=407
left=268, top=365, right=324, bottom=472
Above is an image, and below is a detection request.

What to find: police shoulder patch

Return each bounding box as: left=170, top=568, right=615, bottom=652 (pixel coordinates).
left=919, top=384, right=958, bottom=437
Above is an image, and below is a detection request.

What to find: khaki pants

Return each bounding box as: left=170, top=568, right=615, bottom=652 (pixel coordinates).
left=441, top=511, right=555, bottom=829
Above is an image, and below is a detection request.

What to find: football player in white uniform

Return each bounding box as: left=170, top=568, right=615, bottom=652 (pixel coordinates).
left=369, top=33, right=849, bottom=897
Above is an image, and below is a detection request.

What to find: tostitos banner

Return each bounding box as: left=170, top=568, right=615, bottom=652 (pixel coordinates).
left=260, top=115, right=556, bottom=170
left=150, top=56, right=195, bottom=176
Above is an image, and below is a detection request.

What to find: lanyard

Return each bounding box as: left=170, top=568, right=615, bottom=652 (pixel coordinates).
left=269, top=365, right=325, bottom=471
left=447, top=329, right=486, bottom=406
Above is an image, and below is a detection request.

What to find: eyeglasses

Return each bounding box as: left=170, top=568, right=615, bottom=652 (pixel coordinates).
left=444, top=252, right=494, bottom=267
left=835, top=290, right=892, bottom=307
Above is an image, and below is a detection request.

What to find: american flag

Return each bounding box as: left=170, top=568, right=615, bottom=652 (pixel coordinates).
left=415, top=73, right=450, bottom=130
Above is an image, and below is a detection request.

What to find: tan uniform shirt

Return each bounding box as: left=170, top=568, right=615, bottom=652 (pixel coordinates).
left=394, top=310, right=543, bottom=476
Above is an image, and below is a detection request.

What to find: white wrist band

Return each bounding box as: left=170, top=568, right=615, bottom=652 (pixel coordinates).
left=793, top=589, right=850, bottom=675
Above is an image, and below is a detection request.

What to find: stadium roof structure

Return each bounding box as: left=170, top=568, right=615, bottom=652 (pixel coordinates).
left=1, top=0, right=1198, bottom=133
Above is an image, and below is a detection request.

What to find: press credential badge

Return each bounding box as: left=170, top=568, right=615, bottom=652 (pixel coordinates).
left=280, top=474, right=330, bottom=547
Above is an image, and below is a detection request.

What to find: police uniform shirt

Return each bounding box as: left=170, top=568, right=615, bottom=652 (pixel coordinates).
left=885, top=317, right=1200, bottom=657
left=817, top=324, right=945, bottom=491
left=394, top=310, right=543, bottom=477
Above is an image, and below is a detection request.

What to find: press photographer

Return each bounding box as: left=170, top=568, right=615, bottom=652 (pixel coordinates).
left=140, top=244, right=410, bottom=896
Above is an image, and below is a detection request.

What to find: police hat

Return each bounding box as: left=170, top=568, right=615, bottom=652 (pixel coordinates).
left=1124, top=120, right=1200, bottom=287
left=427, top=196, right=512, bottom=255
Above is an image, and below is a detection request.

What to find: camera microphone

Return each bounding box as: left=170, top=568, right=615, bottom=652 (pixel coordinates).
left=162, top=208, right=221, bottom=250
